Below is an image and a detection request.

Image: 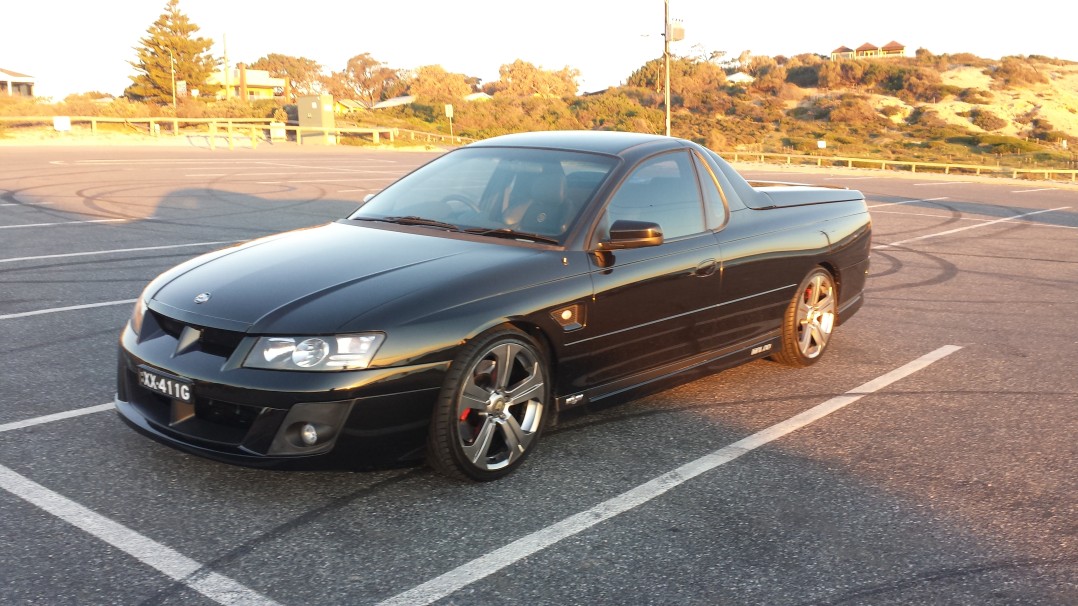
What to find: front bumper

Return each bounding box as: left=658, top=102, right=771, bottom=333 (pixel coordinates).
left=116, top=315, right=448, bottom=470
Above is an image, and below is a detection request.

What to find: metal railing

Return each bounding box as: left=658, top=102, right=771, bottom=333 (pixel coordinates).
left=722, top=151, right=1077, bottom=183
left=0, top=116, right=473, bottom=148
left=0, top=117, right=1072, bottom=182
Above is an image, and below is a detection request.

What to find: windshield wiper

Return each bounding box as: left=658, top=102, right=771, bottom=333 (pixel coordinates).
left=355, top=216, right=462, bottom=231
left=464, top=228, right=560, bottom=245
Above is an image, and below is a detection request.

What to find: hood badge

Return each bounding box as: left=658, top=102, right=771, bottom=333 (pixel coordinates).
left=193, top=292, right=212, bottom=304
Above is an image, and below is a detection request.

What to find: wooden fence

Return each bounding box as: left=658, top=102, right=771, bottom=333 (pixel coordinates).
left=722, top=151, right=1077, bottom=183
left=1, top=117, right=1074, bottom=182
left=0, top=116, right=474, bottom=148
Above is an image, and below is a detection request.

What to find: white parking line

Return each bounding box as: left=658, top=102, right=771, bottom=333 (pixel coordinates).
left=379, top=345, right=964, bottom=606
left=867, top=196, right=947, bottom=209
left=1011, top=188, right=1056, bottom=193
left=0, top=218, right=129, bottom=230
left=0, top=299, right=137, bottom=320
left=0, top=403, right=114, bottom=433
left=0, top=464, right=282, bottom=606
left=912, top=182, right=967, bottom=186
left=875, top=206, right=1070, bottom=249
left=256, top=177, right=398, bottom=184
left=0, top=240, right=239, bottom=264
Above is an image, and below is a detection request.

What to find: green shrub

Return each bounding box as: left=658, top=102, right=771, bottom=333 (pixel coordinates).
left=969, top=109, right=1007, bottom=131
left=959, top=88, right=994, bottom=104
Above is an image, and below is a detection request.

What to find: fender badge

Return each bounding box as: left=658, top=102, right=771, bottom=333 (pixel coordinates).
left=194, top=292, right=211, bottom=304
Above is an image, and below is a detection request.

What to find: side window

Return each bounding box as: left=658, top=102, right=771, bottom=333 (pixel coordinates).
left=600, top=151, right=705, bottom=241
left=691, top=152, right=730, bottom=229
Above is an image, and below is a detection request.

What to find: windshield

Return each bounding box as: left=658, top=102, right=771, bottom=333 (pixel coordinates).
left=349, top=147, right=617, bottom=243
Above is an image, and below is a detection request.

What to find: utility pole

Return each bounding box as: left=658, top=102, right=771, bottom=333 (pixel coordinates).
left=223, top=34, right=230, bottom=100
left=664, top=0, right=671, bottom=136
left=662, top=2, right=683, bottom=136
left=167, top=48, right=177, bottom=110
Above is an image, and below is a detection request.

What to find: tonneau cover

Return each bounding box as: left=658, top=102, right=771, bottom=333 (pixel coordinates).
left=748, top=185, right=864, bottom=209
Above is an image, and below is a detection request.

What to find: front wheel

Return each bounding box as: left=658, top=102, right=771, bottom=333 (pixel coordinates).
left=427, top=328, right=549, bottom=481
left=771, top=268, right=838, bottom=367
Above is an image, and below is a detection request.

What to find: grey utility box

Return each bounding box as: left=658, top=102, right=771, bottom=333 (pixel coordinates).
left=297, top=94, right=335, bottom=145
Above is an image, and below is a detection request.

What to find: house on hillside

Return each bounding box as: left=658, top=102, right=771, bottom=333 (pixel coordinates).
left=726, top=72, right=755, bottom=86
left=830, top=46, right=855, bottom=61
left=855, top=43, right=881, bottom=58
left=831, top=41, right=906, bottom=60
left=335, top=99, right=366, bottom=114
left=880, top=41, right=906, bottom=57
left=204, top=64, right=286, bottom=100
left=1, top=67, right=35, bottom=96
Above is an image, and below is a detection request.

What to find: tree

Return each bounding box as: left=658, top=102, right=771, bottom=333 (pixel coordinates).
left=407, top=65, right=474, bottom=103
left=249, top=54, right=322, bottom=99
left=486, top=60, right=579, bottom=98
left=326, top=53, right=402, bottom=107
left=126, top=0, right=218, bottom=104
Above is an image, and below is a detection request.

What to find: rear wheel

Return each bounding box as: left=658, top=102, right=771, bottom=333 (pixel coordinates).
left=426, top=327, right=549, bottom=481
left=772, top=268, right=837, bottom=367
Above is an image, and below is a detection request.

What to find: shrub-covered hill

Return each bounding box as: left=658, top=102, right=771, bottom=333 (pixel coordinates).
left=3, top=51, right=1074, bottom=168
left=360, top=51, right=1076, bottom=167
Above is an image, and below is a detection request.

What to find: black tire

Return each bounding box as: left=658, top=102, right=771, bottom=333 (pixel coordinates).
left=426, top=327, right=550, bottom=481
left=771, top=267, right=838, bottom=367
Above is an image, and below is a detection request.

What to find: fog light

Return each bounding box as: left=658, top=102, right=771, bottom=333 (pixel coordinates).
left=300, top=423, right=318, bottom=446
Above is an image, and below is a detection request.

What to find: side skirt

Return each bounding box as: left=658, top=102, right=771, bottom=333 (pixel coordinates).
left=555, top=330, right=782, bottom=411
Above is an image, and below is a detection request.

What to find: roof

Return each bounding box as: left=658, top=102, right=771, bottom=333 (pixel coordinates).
left=336, top=99, right=366, bottom=110
left=856, top=43, right=879, bottom=52
left=831, top=46, right=854, bottom=54
left=372, top=95, right=415, bottom=109
left=881, top=40, right=905, bottom=51
left=726, top=72, right=755, bottom=83
left=0, top=67, right=35, bottom=80
left=472, top=130, right=679, bottom=156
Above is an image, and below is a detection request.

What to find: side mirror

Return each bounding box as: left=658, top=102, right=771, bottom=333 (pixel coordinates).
left=598, top=220, right=663, bottom=250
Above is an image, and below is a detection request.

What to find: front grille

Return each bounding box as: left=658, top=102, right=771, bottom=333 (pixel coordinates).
left=152, top=311, right=245, bottom=358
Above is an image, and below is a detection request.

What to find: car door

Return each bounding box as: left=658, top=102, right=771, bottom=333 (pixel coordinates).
left=575, top=150, right=724, bottom=394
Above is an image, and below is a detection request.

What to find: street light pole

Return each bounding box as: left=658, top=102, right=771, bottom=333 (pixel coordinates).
left=167, top=48, right=177, bottom=110
left=664, top=0, right=671, bottom=136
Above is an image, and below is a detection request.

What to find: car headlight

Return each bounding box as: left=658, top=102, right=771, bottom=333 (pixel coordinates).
left=129, top=293, right=149, bottom=336
left=243, top=333, right=385, bottom=371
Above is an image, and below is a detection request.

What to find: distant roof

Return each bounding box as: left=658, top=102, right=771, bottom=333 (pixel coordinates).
left=726, top=72, right=755, bottom=83
left=372, top=95, right=415, bottom=109
left=0, top=67, right=34, bottom=80
left=856, top=43, right=879, bottom=51
left=337, top=99, right=366, bottom=110
left=464, top=92, right=492, bottom=101
left=881, top=41, right=905, bottom=51
left=831, top=46, right=854, bottom=54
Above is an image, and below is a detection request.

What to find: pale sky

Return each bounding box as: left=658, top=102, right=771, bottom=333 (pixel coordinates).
left=4, top=0, right=1076, bottom=100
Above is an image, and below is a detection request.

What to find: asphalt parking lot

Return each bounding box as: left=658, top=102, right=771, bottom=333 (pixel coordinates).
left=1, top=144, right=1075, bottom=605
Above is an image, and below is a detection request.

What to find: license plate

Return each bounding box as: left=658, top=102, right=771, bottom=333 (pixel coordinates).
left=138, top=367, right=194, bottom=404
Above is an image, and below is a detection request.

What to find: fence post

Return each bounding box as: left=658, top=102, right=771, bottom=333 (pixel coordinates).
left=250, top=126, right=257, bottom=149
left=173, top=119, right=179, bottom=136
left=209, top=122, right=217, bottom=151
left=227, top=122, right=234, bottom=150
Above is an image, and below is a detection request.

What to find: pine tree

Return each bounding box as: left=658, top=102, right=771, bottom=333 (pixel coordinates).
left=126, top=0, right=218, bottom=104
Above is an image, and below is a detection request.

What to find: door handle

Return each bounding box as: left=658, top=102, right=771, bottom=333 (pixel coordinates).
left=694, top=258, right=718, bottom=277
